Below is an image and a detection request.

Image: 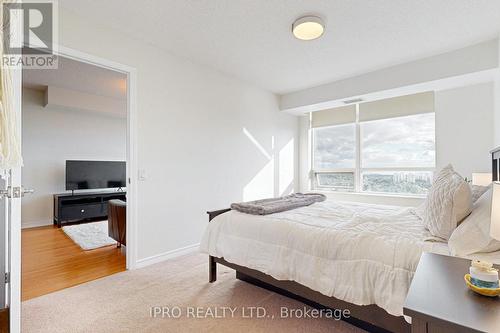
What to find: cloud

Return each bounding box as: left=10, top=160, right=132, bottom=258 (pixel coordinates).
left=361, top=113, right=435, bottom=168
left=314, top=124, right=356, bottom=169
left=314, top=113, right=435, bottom=169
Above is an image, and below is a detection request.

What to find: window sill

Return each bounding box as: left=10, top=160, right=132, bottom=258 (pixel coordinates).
left=312, top=190, right=427, bottom=200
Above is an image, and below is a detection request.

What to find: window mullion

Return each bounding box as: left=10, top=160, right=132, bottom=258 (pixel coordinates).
left=355, top=104, right=361, bottom=192
left=308, top=112, right=313, bottom=191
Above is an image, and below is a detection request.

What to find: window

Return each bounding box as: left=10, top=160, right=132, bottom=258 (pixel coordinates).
left=360, top=113, right=435, bottom=195
left=361, top=170, right=433, bottom=195
left=361, top=113, right=435, bottom=169
left=313, top=124, right=356, bottom=169
left=311, top=93, right=436, bottom=196
left=313, top=124, right=356, bottom=191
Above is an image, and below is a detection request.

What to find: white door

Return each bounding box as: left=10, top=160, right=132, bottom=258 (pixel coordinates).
left=5, top=59, right=23, bottom=333
left=0, top=175, right=8, bottom=308
left=0, top=3, right=26, bottom=330
left=0, top=68, right=23, bottom=332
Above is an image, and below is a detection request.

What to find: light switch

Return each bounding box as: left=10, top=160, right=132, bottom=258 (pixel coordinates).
left=138, top=169, right=147, bottom=181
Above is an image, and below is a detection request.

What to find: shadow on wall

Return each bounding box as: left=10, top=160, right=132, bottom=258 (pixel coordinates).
left=242, top=127, right=295, bottom=201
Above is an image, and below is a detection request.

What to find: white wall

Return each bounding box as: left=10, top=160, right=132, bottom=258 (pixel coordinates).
left=45, top=86, right=126, bottom=117
left=57, top=8, right=299, bottom=263
left=21, top=88, right=127, bottom=228
left=435, top=82, right=494, bottom=178
left=298, top=116, right=310, bottom=192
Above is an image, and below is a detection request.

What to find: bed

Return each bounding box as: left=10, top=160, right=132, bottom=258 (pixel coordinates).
left=201, top=147, right=500, bottom=333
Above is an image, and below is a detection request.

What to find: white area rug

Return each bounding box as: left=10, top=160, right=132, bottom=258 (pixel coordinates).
left=62, top=221, right=116, bottom=250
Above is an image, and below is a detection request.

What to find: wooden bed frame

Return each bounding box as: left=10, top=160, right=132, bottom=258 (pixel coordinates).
left=206, top=209, right=410, bottom=333
left=207, top=146, right=500, bottom=333
left=492, top=146, right=500, bottom=182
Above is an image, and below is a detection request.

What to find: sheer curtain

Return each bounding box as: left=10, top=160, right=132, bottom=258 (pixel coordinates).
left=0, top=53, right=23, bottom=169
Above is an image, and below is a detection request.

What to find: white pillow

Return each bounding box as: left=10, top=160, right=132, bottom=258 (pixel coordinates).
left=448, top=188, right=500, bottom=255
left=422, top=165, right=472, bottom=240
left=470, top=184, right=491, bottom=203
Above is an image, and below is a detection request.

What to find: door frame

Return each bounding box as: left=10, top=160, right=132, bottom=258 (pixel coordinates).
left=9, top=55, right=23, bottom=333
left=51, top=45, right=139, bottom=270
left=13, top=45, right=139, bottom=331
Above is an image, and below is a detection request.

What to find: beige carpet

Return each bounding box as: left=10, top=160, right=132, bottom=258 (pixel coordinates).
left=22, top=252, right=366, bottom=333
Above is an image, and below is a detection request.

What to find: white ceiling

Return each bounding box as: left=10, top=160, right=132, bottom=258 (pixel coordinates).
left=59, top=0, right=500, bottom=94
left=23, top=56, right=127, bottom=99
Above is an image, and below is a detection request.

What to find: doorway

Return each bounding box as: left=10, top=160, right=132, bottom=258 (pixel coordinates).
left=10, top=47, right=137, bottom=331
left=20, top=55, right=126, bottom=299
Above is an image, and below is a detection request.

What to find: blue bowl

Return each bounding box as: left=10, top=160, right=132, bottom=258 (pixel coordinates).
left=470, top=277, right=500, bottom=289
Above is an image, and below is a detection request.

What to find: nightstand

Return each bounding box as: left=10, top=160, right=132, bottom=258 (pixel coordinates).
left=404, top=253, right=500, bottom=333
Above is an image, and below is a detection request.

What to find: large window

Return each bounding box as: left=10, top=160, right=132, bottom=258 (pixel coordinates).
left=313, top=124, right=356, bottom=192
left=312, top=93, right=435, bottom=196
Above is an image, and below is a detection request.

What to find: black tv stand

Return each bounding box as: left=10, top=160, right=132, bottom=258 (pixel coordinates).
left=53, top=190, right=126, bottom=227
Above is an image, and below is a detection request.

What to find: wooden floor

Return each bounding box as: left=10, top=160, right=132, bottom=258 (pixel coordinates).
left=22, top=225, right=126, bottom=301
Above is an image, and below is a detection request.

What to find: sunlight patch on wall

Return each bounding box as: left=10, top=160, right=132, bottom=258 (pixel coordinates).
left=242, top=127, right=275, bottom=201
left=243, top=160, right=274, bottom=201
left=279, top=138, right=294, bottom=196
left=242, top=128, right=295, bottom=201
left=243, top=127, right=272, bottom=160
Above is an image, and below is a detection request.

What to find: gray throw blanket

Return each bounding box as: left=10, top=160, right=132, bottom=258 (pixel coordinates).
left=230, top=193, right=326, bottom=215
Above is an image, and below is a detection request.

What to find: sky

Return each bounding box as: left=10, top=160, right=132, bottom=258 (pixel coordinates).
left=314, top=123, right=355, bottom=169
left=313, top=113, right=435, bottom=169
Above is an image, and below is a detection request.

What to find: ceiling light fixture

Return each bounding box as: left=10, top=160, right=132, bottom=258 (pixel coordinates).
left=292, top=16, right=325, bottom=41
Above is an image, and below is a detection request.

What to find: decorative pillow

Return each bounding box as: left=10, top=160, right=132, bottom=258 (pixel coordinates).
left=470, top=184, right=491, bottom=203
left=448, top=188, right=500, bottom=255
left=422, top=164, right=472, bottom=240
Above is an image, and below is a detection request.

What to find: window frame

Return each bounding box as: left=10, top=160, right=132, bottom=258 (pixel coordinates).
left=311, top=107, right=435, bottom=196
left=313, top=169, right=357, bottom=192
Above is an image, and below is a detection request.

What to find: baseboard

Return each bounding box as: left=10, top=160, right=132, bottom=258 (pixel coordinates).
left=22, top=220, right=52, bottom=229
left=135, top=243, right=200, bottom=269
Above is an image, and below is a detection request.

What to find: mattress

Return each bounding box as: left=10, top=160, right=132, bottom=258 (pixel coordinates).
left=200, top=199, right=448, bottom=319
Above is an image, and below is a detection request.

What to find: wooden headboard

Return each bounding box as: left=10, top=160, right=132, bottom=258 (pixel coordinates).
left=492, top=146, right=500, bottom=182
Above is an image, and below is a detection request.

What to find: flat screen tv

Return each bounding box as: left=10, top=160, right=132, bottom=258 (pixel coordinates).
left=66, top=160, right=126, bottom=191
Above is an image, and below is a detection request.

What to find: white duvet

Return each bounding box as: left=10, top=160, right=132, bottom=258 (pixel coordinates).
left=200, top=200, right=446, bottom=320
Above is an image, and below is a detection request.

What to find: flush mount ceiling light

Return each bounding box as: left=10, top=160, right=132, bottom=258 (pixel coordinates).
left=292, top=16, right=325, bottom=41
